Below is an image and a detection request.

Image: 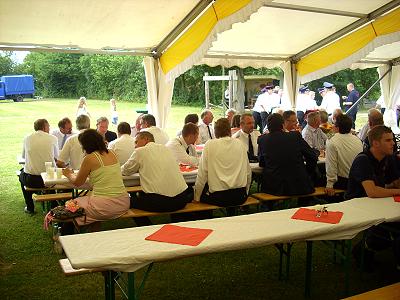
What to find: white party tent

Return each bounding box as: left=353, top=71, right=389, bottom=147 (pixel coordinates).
left=1, top=0, right=400, bottom=127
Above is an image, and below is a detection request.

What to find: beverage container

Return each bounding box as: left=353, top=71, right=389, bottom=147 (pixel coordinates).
left=56, top=168, right=63, bottom=179
left=47, top=167, right=55, bottom=179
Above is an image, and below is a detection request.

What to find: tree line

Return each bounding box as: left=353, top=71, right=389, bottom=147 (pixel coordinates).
left=0, top=51, right=380, bottom=106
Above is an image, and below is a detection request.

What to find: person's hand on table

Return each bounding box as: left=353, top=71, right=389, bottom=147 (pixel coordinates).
left=62, top=168, right=73, bottom=178
left=325, top=187, right=336, bottom=196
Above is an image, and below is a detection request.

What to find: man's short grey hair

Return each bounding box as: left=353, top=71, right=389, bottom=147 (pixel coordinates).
left=200, top=109, right=212, bottom=120
left=307, top=111, right=320, bottom=126
left=96, top=116, right=109, bottom=126
left=76, top=115, right=90, bottom=130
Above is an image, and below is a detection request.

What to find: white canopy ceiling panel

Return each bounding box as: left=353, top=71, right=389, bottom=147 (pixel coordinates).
left=276, top=0, right=392, bottom=14
left=0, top=0, right=199, bottom=51
left=365, top=41, right=400, bottom=60
left=208, top=6, right=357, bottom=57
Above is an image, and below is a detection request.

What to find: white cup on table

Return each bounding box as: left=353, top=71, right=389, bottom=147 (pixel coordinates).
left=56, top=168, right=63, bottom=179
left=45, top=162, right=54, bottom=178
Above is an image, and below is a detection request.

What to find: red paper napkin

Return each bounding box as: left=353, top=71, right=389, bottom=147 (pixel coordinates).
left=195, top=145, right=204, bottom=151
left=291, top=208, right=343, bottom=224
left=179, top=164, right=197, bottom=172
left=145, top=224, right=213, bottom=246
left=394, top=196, right=400, bottom=202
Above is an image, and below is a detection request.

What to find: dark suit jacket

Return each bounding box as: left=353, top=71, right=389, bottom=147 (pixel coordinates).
left=105, top=130, right=117, bottom=143
left=258, top=131, right=317, bottom=195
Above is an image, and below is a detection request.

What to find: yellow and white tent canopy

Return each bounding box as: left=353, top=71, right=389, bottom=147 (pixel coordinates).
left=1, top=0, right=400, bottom=127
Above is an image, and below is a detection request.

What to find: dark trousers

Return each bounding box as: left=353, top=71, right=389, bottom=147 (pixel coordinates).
left=347, top=110, right=357, bottom=129
left=131, top=188, right=192, bottom=226
left=260, top=112, right=269, bottom=132
left=19, top=169, right=44, bottom=212
left=252, top=111, right=262, bottom=131
left=199, top=185, right=247, bottom=217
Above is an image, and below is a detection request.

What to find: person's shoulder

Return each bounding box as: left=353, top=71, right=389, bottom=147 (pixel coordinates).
left=232, top=130, right=242, bottom=138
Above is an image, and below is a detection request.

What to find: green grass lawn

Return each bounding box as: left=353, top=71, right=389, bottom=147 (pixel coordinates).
left=0, top=99, right=398, bottom=299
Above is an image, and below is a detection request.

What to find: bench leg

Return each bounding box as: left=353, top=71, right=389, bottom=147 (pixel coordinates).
left=276, top=243, right=293, bottom=281
left=104, top=271, right=116, bottom=300
left=304, top=241, right=313, bottom=298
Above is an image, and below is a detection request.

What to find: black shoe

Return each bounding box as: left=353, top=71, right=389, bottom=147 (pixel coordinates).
left=24, top=207, right=35, bottom=215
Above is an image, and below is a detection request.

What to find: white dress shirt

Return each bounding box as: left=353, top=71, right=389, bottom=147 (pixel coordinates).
left=22, top=130, right=59, bottom=175
left=320, top=91, right=341, bottom=115
left=302, top=125, right=327, bottom=150
left=198, top=122, right=215, bottom=144
left=357, top=123, right=370, bottom=141
left=295, top=93, right=309, bottom=112
left=50, top=128, right=75, bottom=150
left=252, top=93, right=265, bottom=113
left=140, top=126, right=169, bottom=145
left=166, top=136, right=199, bottom=166
left=232, top=129, right=261, bottom=156
left=194, top=137, right=251, bottom=201
left=58, top=131, right=85, bottom=170
left=325, top=133, right=363, bottom=188
left=121, top=142, right=187, bottom=197
left=108, top=134, right=136, bottom=165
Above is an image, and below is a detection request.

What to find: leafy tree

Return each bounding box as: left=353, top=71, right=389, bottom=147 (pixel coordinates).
left=0, top=52, right=14, bottom=76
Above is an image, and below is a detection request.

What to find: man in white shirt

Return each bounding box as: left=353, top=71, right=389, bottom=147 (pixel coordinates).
left=195, top=118, right=251, bottom=214
left=166, top=123, right=199, bottom=166
left=296, top=86, right=310, bottom=128
left=325, top=114, right=363, bottom=196
left=232, top=113, right=260, bottom=162
left=198, top=109, right=215, bottom=144
left=19, top=119, right=59, bottom=214
left=319, top=82, right=341, bottom=115
left=108, top=122, right=135, bottom=165
left=50, top=117, right=73, bottom=150
left=357, top=108, right=382, bottom=143
left=140, top=114, right=169, bottom=144
left=57, top=115, right=90, bottom=170
left=121, top=131, right=190, bottom=223
left=302, top=111, right=327, bottom=153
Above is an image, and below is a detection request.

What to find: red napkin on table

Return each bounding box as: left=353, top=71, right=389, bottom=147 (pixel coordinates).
left=394, top=196, right=400, bottom=202
left=291, top=208, right=343, bottom=224
left=179, top=164, right=197, bottom=172
left=145, top=224, right=213, bottom=246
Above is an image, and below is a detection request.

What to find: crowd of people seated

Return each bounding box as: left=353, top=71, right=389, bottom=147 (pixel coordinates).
left=19, top=93, right=400, bottom=270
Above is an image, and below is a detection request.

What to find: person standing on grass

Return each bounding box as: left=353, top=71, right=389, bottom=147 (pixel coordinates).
left=62, top=129, right=129, bottom=230
left=110, top=98, right=118, bottom=125
left=19, top=119, right=59, bottom=214
left=76, top=96, right=91, bottom=118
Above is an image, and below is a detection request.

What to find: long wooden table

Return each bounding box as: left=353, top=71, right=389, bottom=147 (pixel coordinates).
left=59, top=197, right=400, bottom=299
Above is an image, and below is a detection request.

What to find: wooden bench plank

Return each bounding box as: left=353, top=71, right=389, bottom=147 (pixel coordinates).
left=59, top=258, right=103, bottom=276
left=342, top=282, right=400, bottom=300
left=125, top=186, right=143, bottom=193
left=33, top=193, right=73, bottom=202
left=251, top=187, right=345, bottom=202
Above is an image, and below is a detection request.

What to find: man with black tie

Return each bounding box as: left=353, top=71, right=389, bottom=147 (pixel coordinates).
left=232, top=113, right=260, bottom=162
left=198, top=109, right=215, bottom=144
left=166, top=123, right=199, bottom=166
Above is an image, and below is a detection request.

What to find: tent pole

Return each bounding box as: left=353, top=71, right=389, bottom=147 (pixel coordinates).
left=345, top=67, right=391, bottom=114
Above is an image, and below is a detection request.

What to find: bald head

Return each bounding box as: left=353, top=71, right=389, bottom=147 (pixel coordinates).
left=368, top=108, right=383, bottom=127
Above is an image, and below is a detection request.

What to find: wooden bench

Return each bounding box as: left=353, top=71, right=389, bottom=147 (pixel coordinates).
left=59, top=258, right=103, bottom=276
left=249, top=187, right=345, bottom=203
left=342, top=282, right=400, bottom=300
left=52, top=196, right=260, bottom=223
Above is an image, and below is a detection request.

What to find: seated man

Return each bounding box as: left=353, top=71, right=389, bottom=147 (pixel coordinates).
left=302, top=111, right=327, bottom=154
left=50, top=117, right=74, bottom=150
left=232, top=113, right=261, bottom=162
left=346, top=125, right=400, bottom=270
left=96, top=116, right=117, bottom=143
left=361, top=108, right=384, bottom=150
left=140, top=114, right=169, bottom=144
left=357, top=108, right=381, bottom=142
left=121, top=132, right=190, bottom=224
left=282, top=110, right=300, bottom=132
left=258, top=113, right=317, bottom=197
left=130, top=114, right=143, bottom=138
left=319, top=110, right=334, bottom=138
left=166, top=123, right=199, bottom=167
left=325, top=114, right=363, bottom=196
left=19, top=119, right=59, bottom=214
left=194, top=118, right=251, bottom=212
left=57, top=115, right=90, bottom=170
left=197, top=109, right=215, bottom=144
left=176, top=113, right=199, bottom=136
left=108, top=122, right=135, bottom=165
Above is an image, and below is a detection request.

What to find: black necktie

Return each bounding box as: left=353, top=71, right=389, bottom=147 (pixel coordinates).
left=207, top=125, right=213, bottom=139
left=61, top=134, right=67, bottom=149
left=248, top=134, right=254, bottom=157
left=186, top=146, right=190, bottom=154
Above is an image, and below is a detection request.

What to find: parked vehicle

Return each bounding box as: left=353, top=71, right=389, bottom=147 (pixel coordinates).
left=0, top=75, right=35, bottom=102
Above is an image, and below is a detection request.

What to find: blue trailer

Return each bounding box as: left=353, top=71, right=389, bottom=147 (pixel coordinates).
left=0, top=75, right=35, bottom=102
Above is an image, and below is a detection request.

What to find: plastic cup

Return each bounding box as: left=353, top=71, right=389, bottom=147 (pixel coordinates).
left=47, top=167, right=55, bottom=179
left=56, top=168, right=63, bottom=179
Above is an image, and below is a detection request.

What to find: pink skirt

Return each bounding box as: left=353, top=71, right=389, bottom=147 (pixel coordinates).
left=75, top=193, right=130, bottom=225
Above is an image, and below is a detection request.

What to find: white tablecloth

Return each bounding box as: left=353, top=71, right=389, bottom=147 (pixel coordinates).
left=60, top=201, right=384, bottom=273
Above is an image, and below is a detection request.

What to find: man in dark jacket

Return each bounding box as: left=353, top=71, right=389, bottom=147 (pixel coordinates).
left=258, top=113, right=317, bottom=196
